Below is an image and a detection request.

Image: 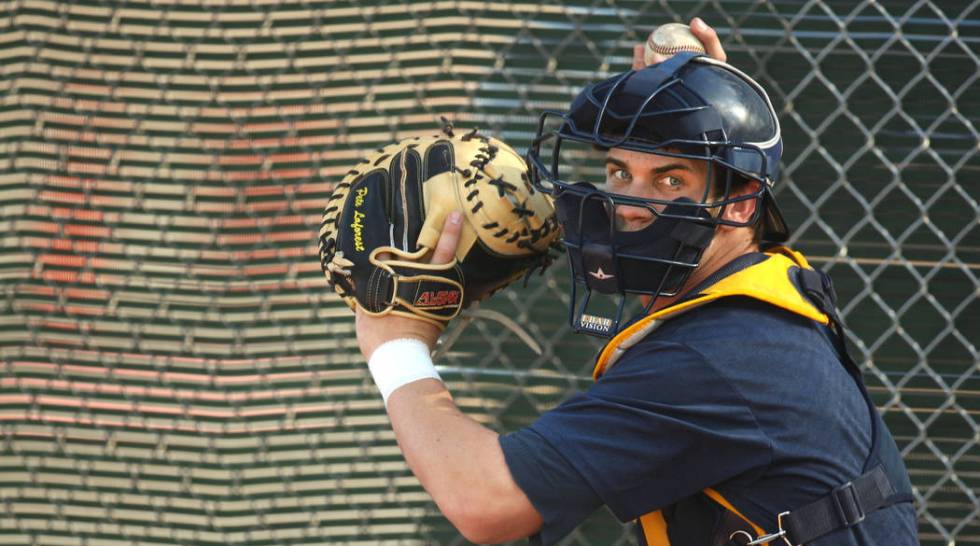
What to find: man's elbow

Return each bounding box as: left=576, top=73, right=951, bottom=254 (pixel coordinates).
left=441, top=493, right=541, bottom=544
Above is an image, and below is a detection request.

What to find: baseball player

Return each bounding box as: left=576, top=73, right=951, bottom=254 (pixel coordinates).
left=352, top=19, right=918, bottom=545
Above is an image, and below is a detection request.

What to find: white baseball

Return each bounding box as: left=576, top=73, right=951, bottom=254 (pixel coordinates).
left=643, top=23, right=706, bottom=66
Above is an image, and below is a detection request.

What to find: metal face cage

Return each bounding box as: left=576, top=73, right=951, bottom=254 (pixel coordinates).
left=526, top=54, right=784, bottom=336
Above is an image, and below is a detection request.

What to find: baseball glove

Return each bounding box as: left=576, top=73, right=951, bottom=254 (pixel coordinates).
left=318, top=124, right=560, bottom=329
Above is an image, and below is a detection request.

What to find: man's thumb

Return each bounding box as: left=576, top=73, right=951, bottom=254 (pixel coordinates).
left=431, top=211, right=463, bottom=264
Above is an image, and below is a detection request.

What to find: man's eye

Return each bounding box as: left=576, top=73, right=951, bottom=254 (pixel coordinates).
left=661, top=176, right=682, bottom=188
left=611, top=169, right=631, bottom=181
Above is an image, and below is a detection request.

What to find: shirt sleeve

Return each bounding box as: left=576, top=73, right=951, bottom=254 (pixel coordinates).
left=500, top=340, right=772, bottom=541
left=499, top=428, right=604, bottom=546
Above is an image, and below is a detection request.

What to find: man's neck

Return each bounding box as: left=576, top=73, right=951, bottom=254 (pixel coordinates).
left=647, top=236, right=761, bottom=313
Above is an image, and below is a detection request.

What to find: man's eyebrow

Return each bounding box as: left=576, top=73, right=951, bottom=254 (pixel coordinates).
left=604, top=156, right=693, bottom=176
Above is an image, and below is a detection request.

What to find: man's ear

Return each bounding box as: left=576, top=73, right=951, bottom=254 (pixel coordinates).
left=721, top=179, right=761, bottom=224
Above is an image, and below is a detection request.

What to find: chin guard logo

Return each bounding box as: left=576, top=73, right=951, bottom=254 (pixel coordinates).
left=415, top=290, right=461, bottom=308
left=579, top=313, right=613, bottom=335
left=588, top=267, right=614, bottom=281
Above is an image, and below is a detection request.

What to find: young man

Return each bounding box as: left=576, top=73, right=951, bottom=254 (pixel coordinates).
left=355, top=20, right=918, bottom=545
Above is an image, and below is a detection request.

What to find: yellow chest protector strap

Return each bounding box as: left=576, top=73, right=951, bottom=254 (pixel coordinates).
left=593, top=247, right=828, bottom=380
left=640, top=488, right=769, bottom=546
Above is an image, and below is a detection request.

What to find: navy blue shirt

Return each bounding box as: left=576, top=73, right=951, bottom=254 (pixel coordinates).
left=500, top=297, right=917, bottom=545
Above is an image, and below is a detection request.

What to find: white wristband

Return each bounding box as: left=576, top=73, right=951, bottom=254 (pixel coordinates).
left=367, top=338, right=442, bottom=405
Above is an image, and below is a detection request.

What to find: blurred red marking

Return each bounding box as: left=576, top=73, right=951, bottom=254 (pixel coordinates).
left=49, top=239, right=101, bottom=253
left=64, top=288, right=109, bottom=300
left=221, top=168, right=316, bottom=181
left=219, top=154, right=262, bottom=166
left=64, top=224, right=110, bottom=238
left=20, top=302, right=57, bottom=313
left=66, top=161, right=108, bottom=175
left=3, top=377, right=332, bottom=403
left=38, top=254, right=86, bottom=267
left=39, top=320, right=79, bottom=332
left=243, top=264, right=289, bottom=276
left=0, top=412, right=346, bottom=433
left=38, top=190, right=85, bottom=204
left=220, top=214, right=305, bottom=228
left=48, top=207, right=105, bottom=222
left=63, top=82, right=112, bottom=96
left=66, top=145, right=112, bottom=160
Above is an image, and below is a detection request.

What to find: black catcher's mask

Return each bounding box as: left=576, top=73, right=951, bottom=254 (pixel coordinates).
left=527, top=52, right=788, bottom=337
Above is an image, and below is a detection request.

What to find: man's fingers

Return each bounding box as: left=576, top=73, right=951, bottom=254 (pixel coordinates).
left=691, top=17, right=727, bottom=62
left=430, top=211, right=463, bottom=265
left=634, top=19, right=726, bottom=70
left=632, top=44, right=645, bottom=70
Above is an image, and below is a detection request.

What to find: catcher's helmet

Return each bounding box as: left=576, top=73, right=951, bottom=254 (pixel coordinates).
left=527, top=52, right=788, bottom=337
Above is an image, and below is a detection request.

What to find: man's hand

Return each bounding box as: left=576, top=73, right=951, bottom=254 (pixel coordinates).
left=632, top=17, right=727, bottom=68
left=355, top=211, right=464, bottom=360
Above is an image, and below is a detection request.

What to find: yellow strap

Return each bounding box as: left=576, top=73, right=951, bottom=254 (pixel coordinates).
left=638, top=510, right=670, bottom=546
left=593, top=248, right=830, bottom=379
left=699, top=254, right=826, bottom=324
left=637, top=490, right=770, bottom=546
left=703, top=488, right=768, bottom=542
left=593, top=293, right=722, bottom=379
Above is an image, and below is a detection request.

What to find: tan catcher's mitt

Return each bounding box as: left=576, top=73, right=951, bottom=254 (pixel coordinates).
left=319, top=125, right=560, bottom=329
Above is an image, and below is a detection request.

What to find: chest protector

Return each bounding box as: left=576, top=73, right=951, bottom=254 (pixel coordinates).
left=593, top=247, right=914, bottom=546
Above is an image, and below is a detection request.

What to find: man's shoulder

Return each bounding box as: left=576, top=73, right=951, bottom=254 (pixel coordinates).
left=643, top=294, right=832, bottom=356
left=666, top=294, right=818, bottom=332
left=608, top=296, right=830, bottom=378
left=620, top=295, right=850, bottom=408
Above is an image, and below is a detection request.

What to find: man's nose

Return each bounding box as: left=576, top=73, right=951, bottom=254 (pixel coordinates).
left=614, top=203, right=656, bottom=232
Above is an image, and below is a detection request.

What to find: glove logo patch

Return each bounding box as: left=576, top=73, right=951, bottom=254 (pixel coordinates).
left=415, top=290, right=461, bottom=308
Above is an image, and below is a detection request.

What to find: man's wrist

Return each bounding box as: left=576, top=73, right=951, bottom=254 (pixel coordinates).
left=367, top=338, right=442, bottom=406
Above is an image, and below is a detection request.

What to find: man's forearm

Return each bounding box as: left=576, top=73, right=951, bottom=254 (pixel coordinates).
left=386, top=379, right=542, bottom=543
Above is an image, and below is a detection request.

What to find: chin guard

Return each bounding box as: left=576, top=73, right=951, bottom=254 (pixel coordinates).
left=554, top=184, right=715, bottom=337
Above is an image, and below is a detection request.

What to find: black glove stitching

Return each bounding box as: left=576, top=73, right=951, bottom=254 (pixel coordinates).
left=487, top=176, right=517, bottom=197
left=511, top=201, right=534, bottom=218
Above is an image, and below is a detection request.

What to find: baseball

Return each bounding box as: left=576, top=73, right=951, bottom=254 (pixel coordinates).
left=643, top=23, right=706, bottom=66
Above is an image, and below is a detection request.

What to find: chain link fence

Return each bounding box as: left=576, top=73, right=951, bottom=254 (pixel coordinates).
left=0, top=0, right=977, bottom=544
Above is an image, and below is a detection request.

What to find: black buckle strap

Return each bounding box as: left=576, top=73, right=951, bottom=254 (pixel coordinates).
left=795, top=267, right=839, bottom=323
left=793, top=267, right=864, bottom=379
left=831, top=480, right=866, bottom=527
left=779, top=465, right=895, bottom=545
